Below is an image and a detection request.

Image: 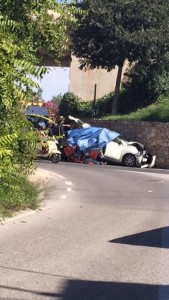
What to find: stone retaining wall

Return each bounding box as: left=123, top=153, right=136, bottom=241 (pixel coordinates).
left=83, top=119, right=169, bottom=169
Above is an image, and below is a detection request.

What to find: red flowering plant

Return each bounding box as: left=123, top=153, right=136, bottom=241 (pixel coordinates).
left=45, top=100, right=59, bottom=118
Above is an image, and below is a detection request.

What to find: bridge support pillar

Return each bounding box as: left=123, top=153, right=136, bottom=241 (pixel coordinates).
left=69, top=56, right=127, bottom=101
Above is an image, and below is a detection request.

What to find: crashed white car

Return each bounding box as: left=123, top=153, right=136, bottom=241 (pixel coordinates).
left=101, top=135, right=156, bottom=168
left=68, top=116, right=156, bottom=168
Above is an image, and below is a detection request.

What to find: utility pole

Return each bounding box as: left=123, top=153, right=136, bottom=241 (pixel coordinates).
left=92, top=83, right=97, bottom=116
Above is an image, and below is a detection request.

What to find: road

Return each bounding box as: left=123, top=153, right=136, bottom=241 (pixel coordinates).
left=0, top=162, right=169, bottom=300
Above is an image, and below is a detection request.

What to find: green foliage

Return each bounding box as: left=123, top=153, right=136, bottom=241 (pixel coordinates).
left=0, top=177, right=40, bottom=219
left=57, top=89, right=169, bottom=123
left=0, top=1, right=78, bottom=218
left=59, top=92, right=81, bottom=116
left=58, top=91, right=114, bottom=117
left=71, top=0, right=169, bottom=114
left=59, top=92, right=97, bottom=117
left=32, top=87, right=44, bottom=101
left=120, top=53, right=169, bottom=113
left=76, top=93, right=113, bottom=118
left=78, top=101, right=93, bottom=117
left=0, top=0, right=79, bottom=64
left=72, top=0, right=169, bottom=68
left=102, top=95, right=169, bottom=122
left=96, top=94, right=113, bottom=116
left=52, top=93, right=63, bottom=105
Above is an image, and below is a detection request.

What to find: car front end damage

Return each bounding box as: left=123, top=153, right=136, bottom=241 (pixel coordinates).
left=129, top=142, right=156, bottom=168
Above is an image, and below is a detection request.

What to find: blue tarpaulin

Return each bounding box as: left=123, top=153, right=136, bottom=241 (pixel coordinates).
left=66, top=127, right=120, bottom=153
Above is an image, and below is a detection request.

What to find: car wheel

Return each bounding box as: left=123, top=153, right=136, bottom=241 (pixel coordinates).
left=51, top=154, right=61, bottom=163
left=122, top=154, right=136, bottom=167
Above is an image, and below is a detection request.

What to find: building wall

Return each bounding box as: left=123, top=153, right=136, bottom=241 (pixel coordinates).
left=40, top=54, right=128, bottom=101
left=69, top=56, right=128, bottom=101
left=82, top=119, right=169, bottom=169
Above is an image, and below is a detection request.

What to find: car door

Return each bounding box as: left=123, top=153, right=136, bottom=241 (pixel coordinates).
left=104, top=140, right=123, bottom=161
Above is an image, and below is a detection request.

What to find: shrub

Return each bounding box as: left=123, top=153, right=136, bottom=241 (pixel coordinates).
left=78, top=101, right=93, bottom=117
left=59, top=92, right=81, bottom=117
left=96, top=94, right=113, bottom=116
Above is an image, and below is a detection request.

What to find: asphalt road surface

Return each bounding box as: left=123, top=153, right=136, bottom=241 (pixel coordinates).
left=0, top=162, right=169, bottom=300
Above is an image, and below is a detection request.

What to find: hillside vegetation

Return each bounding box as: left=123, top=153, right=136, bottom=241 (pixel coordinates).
left=103, top=95, right=169, bottom=122
left=59, top=92, right=169, bottom=123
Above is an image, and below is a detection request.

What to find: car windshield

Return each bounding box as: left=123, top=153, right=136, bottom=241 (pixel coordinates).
left=113, top=135, right=129, bottom=143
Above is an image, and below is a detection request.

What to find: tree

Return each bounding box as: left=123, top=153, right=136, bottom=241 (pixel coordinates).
left=27, top=87, right=44, bottom=101
left=0, top=1, right=78, bottom=207
left=34, top=88, right=44, bottom=101
left=59, top=92, right=80, bottom=117
left=71, top=0, right=169, bottom=114
left=123, top=52, right=169, bottom=106
left=52, top=94, right=63, bottom=105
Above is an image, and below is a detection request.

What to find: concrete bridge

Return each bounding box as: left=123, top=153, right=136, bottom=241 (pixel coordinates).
left=37, top=10, right=127, bottom=101
left=39, top=50, right=127, bottom=102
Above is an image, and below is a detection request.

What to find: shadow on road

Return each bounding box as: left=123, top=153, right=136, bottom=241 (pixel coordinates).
left=1, top=226, right=169, bottom=299
left=109, top=226, right=169, bottom=248
left=0, top=280, right=169, bottom=300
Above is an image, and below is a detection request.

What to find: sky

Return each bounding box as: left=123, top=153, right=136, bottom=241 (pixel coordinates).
left=37, top=0, right=75, bottom=101
left=38, top=67, right=70, bottom=101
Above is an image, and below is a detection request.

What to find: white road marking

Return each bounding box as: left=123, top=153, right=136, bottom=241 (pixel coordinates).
left=48, top=171, right=65, bottom=179
left=67, top=188, right=72, bottom=192
left=65, top=181, right=73, bottom=186
left=155, top=181, right=165, bottom=183
left=60, top=195, right=67, bottom=199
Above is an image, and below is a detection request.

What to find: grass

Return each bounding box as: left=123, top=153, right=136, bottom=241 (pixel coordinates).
left=0, top=177, right=41, bottom=220
left=102, top=95, right=169, bottom=122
